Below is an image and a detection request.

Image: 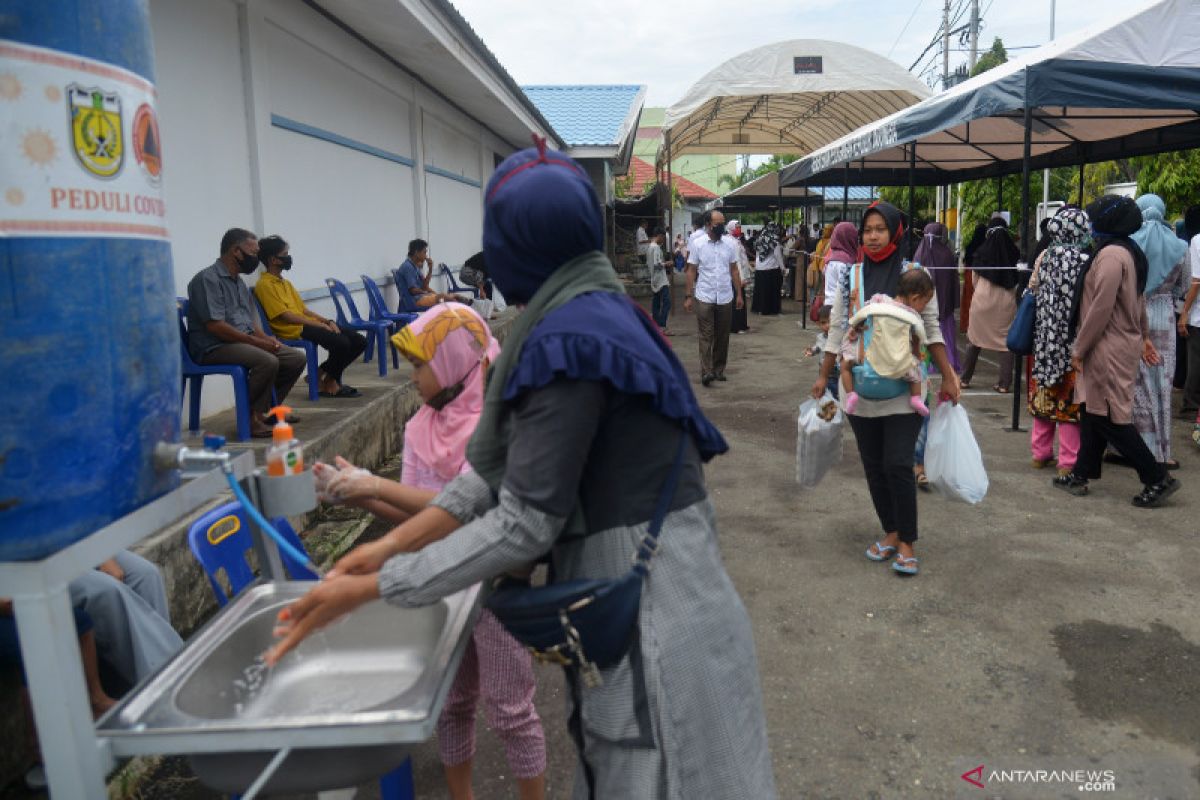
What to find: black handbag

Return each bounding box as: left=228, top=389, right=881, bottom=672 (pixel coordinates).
left=485, top=433, right=687, bottom=687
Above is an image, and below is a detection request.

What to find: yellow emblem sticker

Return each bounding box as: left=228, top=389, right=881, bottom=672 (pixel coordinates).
left=68, top=84, right=123, bottom=178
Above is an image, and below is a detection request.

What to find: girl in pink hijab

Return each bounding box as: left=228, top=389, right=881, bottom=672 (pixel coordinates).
left=313, top=302, right=547, bottom=800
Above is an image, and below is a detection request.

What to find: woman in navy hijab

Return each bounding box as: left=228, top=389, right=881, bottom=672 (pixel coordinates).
left=269, top=139, right=777, bottom=799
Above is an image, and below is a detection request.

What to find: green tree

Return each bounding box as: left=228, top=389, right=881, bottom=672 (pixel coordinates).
left=970, top=37, right=1008, bottom=77
left=1132, top=148, right=1200, bottom=218
left=878, top=185, right=938, bottom=223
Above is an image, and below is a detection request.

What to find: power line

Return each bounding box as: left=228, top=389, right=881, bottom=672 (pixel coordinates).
left=888, top=0, right=926, bottom=58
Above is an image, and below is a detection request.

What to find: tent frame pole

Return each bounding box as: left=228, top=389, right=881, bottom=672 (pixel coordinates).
left=907, top=145, right=917, bottom=257
left=1012, top=101, right=1034, bottom=433
left=842, top=162, right=849, bottom=220
left=1077, top=161, right=1086, bottom=206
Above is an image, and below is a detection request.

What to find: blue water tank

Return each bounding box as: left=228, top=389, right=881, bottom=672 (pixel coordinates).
left=0, top=0, right=180, bottom=560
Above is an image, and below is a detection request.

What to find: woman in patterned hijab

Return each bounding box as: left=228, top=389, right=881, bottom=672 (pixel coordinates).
left=1028, top=207, right=1090, bottom=477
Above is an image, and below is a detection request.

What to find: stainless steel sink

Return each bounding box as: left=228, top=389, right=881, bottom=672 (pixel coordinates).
left=98, top=580, right=481, bottom=794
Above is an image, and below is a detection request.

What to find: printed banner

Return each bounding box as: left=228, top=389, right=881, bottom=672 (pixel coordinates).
left=0, top=40, right=168, bottom=240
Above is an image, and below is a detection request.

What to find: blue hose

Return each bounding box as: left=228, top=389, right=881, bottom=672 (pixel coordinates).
left=224, top=471, right=321, bottom=577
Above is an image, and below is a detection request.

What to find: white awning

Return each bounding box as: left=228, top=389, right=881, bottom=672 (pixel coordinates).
left=781, top=0, right=1200, bottom=187
left=661, top=39, right=930, bottom=157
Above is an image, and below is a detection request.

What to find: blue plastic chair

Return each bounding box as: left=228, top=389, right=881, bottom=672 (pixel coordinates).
left=361, top=274, right=419, bottom=331
left=186, top=501, right=318, bottom=605
left=177, top=298, right=254, bottom=442
left=186, top=503, right=415, bottom=800
left=439, top=263, right=480, bottom=298
left=254, top=298, right=320, bottom=402
left=325, top=278, right=397, bottom=377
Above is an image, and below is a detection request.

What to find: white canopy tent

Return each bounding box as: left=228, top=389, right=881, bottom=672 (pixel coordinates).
left=659, top=39, right=931, bottom=159
left=779, top=0, right=1200, bottom=188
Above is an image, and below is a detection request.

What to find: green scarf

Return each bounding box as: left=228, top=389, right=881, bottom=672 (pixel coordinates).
left=467, top=250, right=625, bottom=493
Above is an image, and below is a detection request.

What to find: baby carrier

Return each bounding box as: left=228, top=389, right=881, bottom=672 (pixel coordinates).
left=846, top=263, right=927, bottom=400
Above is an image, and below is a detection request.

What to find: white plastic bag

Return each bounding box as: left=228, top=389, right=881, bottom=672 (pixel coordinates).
left=795, top=392, right=844, bottom=489
left=924, top=401, right=988, bottom=504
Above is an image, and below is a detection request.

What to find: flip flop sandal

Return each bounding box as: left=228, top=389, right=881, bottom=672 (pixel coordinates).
left=865, top=541, right=897, bottom=562
left=321, top=386, right=361, bottom=398
left=993, top=385, right=1011, bottom=394
left=892, top=555, right=920, bottom=575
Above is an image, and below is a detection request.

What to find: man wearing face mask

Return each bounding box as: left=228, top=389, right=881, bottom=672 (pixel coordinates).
left=254, top=235, right=367, bottom=399
left=186, top=228, right=307, bottom=437
left=684, top=209, right=744, bottom=386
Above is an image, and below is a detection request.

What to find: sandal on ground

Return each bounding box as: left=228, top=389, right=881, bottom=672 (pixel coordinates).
left=1132, top=477, right=1180, bottom=508
left=892, top=555, right=920, bottom=575
left=865, top=541, right=897, bottom=562
left=320, top=385, right=361, bottom=398
left=915, top=472, right=930, bottom=491
left=1052, top=473, right=1089, bottom=496
left=1031, top=458, right=1052, bottom=469
left=959, top=379, right=971, bottom=389
left=1162, top=459, right=1180, bottom=471
left=992, top=384, right=1011, bottom=394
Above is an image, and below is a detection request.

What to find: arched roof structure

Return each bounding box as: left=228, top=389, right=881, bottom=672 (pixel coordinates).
left=660, top=39, right=930, bottom=159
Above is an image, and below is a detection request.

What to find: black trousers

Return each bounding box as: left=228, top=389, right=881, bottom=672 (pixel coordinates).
left=1183, top=326, right=1200, bottom=413
left=751, top=269, right=782, bottom=315
left=847, top=413, right=925, bottom=544
left=300, top=324, right=367, bottom=384
left=1072, top=406, right=1166, bottom=486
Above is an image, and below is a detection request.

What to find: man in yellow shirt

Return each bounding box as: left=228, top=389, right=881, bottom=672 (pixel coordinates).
left=254, top=235, right=367, bottom=397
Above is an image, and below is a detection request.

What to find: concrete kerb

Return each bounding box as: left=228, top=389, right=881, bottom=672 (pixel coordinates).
left=0, top=309, right=517, bottom=791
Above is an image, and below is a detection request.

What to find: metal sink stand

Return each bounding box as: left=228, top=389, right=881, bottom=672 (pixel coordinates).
left=0, top=450, right=280, bottom=799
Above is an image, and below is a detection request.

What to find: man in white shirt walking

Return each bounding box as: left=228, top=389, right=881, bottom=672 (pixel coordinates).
left=684, top=210, right=744, bottom=386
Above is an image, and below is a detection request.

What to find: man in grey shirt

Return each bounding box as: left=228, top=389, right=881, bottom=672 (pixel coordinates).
left=186, top=228, right=306, bottom=437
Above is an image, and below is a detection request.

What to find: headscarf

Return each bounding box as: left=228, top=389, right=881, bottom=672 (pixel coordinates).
left=971, top=215, right=1020, bottom=290
left=1132, top=194, right=1189, bottom=295
left=1184, top=204, right=1200, bottom=243
left=913, top=222, right=958, bottom=318
left=1088, top=194, right=1150, bottom=295
left=843, top=201, right=908, bottom=308
left=482, top=140, right=602, bottom=304
left=812, top=223, right=834, bottom=267
left=756, top=221, right=781, bottom=260
left=1032, top=208, right=1090, bottom=388
left=825, top=221, right=859, bottom=266
left=391, top=302, right=500, bottom=483
left=963, top=223, right=987, bottom=266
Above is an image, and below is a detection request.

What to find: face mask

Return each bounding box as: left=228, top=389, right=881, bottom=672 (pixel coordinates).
left=710, top=224, right=726, bottom=239
left=237, top=249, right=259, bottom=274
left=278, top=255, right=293, bottom=270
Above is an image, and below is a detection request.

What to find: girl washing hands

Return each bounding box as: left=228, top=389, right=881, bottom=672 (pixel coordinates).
left=308, top=302, right=547, bottom=800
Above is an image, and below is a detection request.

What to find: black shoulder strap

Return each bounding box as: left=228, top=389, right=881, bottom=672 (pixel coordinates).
left=632, top=430, right=689, bottom=573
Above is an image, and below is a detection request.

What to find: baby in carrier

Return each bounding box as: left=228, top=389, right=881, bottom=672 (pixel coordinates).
left=840, top=269, right=934, bottom=416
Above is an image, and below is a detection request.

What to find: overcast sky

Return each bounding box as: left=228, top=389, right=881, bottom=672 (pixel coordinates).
left=452, top=0, right=1135, bottom=107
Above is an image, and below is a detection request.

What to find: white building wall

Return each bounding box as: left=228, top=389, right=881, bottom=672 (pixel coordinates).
left=148, top=0, right=503, bottom=418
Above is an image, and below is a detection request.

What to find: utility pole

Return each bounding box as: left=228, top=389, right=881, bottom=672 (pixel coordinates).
left=969, top=0, right=980, bottom=70
left=942, top=0, right=952, bottom=90
left=1042, top=0, right=1056, bottom=225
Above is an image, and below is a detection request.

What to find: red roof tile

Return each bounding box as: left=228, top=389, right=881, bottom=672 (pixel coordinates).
left=627, top=157, right=716, bottom=200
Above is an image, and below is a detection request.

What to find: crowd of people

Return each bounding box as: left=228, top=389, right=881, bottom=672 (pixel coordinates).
left=10, top=138, right=1195, bottom=797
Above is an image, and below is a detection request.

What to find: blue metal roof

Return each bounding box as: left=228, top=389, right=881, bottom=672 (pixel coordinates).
left=811, top=186, right=876, bottom=202
left=521, top=85, right=645, bottom=147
